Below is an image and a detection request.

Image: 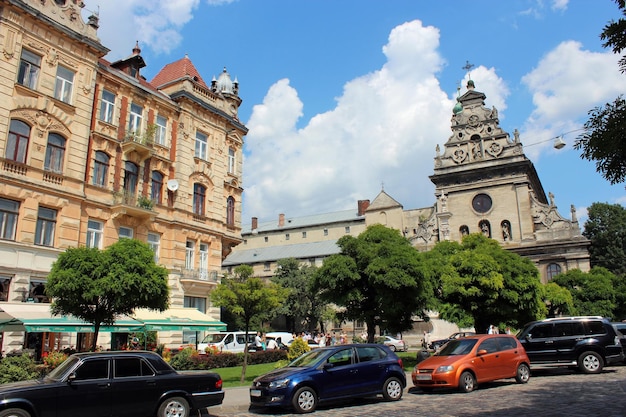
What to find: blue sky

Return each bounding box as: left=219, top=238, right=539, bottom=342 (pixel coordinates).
left=83, top=0, right=626, bottom=225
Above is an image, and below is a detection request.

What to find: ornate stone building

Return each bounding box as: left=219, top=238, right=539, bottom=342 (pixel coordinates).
left=0, top=0, right=245, bottom=355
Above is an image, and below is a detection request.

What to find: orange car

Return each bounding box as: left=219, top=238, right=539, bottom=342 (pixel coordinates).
left=412, top=334, right=530, bottom=393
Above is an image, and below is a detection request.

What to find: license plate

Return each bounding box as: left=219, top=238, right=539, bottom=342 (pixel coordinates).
left=416, top=374, right=432, bottom=381
left=250, top=389, right=262, bottom=397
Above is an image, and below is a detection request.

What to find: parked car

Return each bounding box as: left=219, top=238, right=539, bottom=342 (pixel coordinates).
left=429, top=331, right=476, bottom=351
left=612, top=322, right=626, bottom=362
left=381, top=335, right=407, bottom=352
left=412, top=334, right=530, bottom=393
left=198, top=331, right=256, bottom=353
left=517, top=316, right=625, bottom=373
left=250, top=343, right=406, bottom=413
left=0, top=350, right=224, bottom=417
left=266, top=331, right=295, bottom=347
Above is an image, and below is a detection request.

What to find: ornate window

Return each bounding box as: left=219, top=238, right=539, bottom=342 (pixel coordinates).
left=17, top=49, right=41, bottom=89
left=151, top=171, right=163, bottom=204
left=0, top=198, right=19, bottom=241
left=92, top=151, right=109, bottom=186
left=44, top=133, right=66, bottom=173
left=195, top=132, right=208, bottom=160
left=547, top=263, right=562, bottom=281
left=228, top=147, right=236, bottom=173
left=185, top=240, right=194, bottom=270
left=86, top=219, right=103, bottom=249
left=35, top=207, right=56, bottom=246
left=99, top=89, right=115, bottom=123
left=123, top=161, right=139, bottom=196
left=155, top=115, right=167, bottom=146
left=226, top=196, right=235, bottom=226
left=54, top=65, right=74, bottom=103
left=147, top=233, right=160, bottom=263
left=472, top=193, right=492, bottom=213
left=193, top=183, right=206, bottom=216
left=128, top=103, right=143, bottom=135
left=7, top=119, right=30, bottom=164
left=119, top=226, right=133, bottom=239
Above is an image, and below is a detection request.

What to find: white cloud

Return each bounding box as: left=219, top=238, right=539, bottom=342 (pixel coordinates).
left=83, top=0, right=203, bottom=59
left=243, top=20, right=503, bottom=221
left=520, top=40, right=626, bottom=158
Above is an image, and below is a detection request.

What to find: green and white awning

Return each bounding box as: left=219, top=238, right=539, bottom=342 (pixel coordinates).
left=132, top=307, right=226, bottom=332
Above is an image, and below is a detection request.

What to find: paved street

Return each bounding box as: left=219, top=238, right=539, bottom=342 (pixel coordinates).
left=205, top=365, right=626, bottom=416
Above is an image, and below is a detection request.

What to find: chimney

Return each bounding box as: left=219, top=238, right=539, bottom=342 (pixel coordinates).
left=251, top=217, right=258, bottom=230
left=278, top=213, right=285, bottom=227
left=358, top=200, right=370, bottom=216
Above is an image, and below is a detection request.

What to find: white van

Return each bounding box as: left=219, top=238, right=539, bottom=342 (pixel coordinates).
left=198, top=331, right=256, bottom=354
left=265, top=332, right=295, bottom=348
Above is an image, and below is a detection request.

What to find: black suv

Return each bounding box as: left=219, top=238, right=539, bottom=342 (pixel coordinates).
left=517, top=316, right=625, bottom=373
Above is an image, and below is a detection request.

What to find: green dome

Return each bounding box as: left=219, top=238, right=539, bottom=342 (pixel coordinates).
left=453, top=101, right=463, bottom=114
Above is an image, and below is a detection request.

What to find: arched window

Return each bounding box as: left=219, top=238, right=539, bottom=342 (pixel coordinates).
left=193, top=183, right=206, bottom=216
left=151, top=171, right=163, bottom=204
left=226, top=196, right=235, bottom=226
left=123, top=161, right=138, bottom=196
left=547, top=263, right=562, bottom=281
left=6, top=119, right=30, bottom=163
left=479, top=220, right=491, bottom=238
left=92, top=151, right=109, bottom=187
left=459, top=225, right=469, bottom=236
left=44, top=133, right=66, bottom=173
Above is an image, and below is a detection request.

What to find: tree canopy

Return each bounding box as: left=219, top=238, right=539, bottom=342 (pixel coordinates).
left=425, top=234, right=546, bottom=333
left=271, top=258, right=330, bottom=332
left=210, top=265, right=286, bottom=382
left=552, top=267, right=617, bottom=318
left=574, top=0, right=626, bottom=184
left=583, top=202, right=626, bottom=275
left=312, top=224, right=434, bottom=342
left=46, top=239, right=170, bottom=351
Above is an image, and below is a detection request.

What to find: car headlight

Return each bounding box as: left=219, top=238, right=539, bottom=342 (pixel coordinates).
left=436, top=365, right=454, bottom=373
left=268, top=378, right=290, bottom=389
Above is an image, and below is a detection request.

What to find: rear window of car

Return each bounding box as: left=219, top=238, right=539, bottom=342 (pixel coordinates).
left=114, top=358, right=155, bottom=378
left=584, top=320, right=607, bottom=335
left=497, top=336, right=518, bottom=350
left=554, top=322, right=585, bottom=337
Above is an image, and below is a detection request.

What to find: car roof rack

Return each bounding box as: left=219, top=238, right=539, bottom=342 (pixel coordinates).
left=543, top=316, right=604, bottom=321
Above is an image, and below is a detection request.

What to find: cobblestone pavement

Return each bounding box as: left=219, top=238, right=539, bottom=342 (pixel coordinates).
left=204, top=365, right=626, bottom=417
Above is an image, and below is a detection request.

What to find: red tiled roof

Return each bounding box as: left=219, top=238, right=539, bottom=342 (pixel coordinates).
left=150, top=55, right=209, bottom=89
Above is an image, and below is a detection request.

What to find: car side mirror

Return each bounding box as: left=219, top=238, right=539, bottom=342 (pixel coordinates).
left=477, top=349, right=488, bottom=356
left=67, top=373, right=77, bottom=383
left=525, top=334, right=532, bottom=341
left=323, top=362, right=335, bottom=370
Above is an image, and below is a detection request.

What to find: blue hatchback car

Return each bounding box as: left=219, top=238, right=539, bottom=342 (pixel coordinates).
left=250, top=343, right=406, bottom=413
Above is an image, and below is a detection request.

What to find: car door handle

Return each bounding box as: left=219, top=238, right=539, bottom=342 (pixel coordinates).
left=97, top=382, right=111, bottom=389
left=545, top=341, right=554, bottom=344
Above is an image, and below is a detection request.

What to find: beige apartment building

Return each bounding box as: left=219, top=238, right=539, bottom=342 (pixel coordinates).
left=0, top=0, right=245, bottom=356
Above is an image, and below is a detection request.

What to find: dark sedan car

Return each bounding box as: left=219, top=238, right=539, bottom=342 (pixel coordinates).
left=250, top=343, right=406, bottom=413
left=0, top=351, right=224, bottom=417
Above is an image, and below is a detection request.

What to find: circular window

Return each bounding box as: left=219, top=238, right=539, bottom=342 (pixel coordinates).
left=472, top=194, right=492, bottom=213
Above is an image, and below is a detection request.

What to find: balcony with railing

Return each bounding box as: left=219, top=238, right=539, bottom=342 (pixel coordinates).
left=180, top=269, right=220, bottom=290
left=111, top=191, right=155, bottom=220
left=121, top=127, right=156, bottom=160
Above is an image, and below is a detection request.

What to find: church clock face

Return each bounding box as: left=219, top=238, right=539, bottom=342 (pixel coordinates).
left=472, top=193, right=492, bottom=213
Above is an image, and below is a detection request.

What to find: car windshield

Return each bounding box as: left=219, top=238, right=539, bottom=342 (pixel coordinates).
left=288, top=349, right=327, bottom=368
left=45, top=356, right=80, bottom=381
left=436, top=339, right=477, bottom=356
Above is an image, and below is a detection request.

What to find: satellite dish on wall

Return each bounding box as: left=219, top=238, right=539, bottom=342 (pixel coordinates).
left=167, top=179, right=179, bottom=192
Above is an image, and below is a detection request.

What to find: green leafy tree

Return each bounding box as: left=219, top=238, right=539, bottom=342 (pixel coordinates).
left=583, top=202, right=626, bottom=275
left=312, top=224, right=434, bottom=342
left=425, top=234, right=546, bottom=333
left=272, top=258, right=328, bottom=332
left=574, top=0, right=626, bottom=184
left=46, top=239, right=169, bottom=351
left=543, top=282, right=575, bottom=317
left=552, top=267, right=617, bottom=318
left=210, top=265, right=286, bottom=383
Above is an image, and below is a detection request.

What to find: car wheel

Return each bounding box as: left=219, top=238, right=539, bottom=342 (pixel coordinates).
left=515, top=363, right=530, bottom=384
left=292, top=386, right=317, bottom=414
left=458, top=371, right=476, bottom=393
left=0, top=409, right=31, bottom=417
left=157, top=396, right=190, bottom=417
left=382, top=377, right=403, bottom=401
left=578, top=351, right=603, bottom=374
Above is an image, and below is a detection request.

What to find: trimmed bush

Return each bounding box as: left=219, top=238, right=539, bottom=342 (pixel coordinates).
left=0, top=354, right=39, bottom=383
left=287, top=338, right=310, bottom=361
